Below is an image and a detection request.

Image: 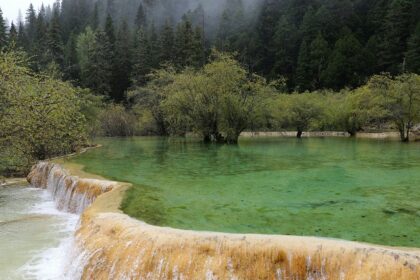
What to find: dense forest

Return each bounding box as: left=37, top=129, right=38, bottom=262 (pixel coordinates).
left=0, top=0, right=420, bottom=176
left=0, top=0, right=419, bottom=98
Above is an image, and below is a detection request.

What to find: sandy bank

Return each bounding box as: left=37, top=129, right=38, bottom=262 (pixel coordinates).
left=28, top=162, right=420, bottom=279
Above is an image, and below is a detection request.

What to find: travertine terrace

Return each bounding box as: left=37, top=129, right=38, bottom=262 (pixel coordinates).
left=28, top=162, right=420, bottom=280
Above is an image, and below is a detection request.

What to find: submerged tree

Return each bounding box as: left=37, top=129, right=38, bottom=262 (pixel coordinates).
left=161, top=51, right=271, bottom=144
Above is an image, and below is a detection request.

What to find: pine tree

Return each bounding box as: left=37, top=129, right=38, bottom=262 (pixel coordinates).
left=25, top=4, right=37, bottom=44
left=17, top=22, right=28, bottom=50
left=47, top=3, right=64, bottom=67
left=8, top=22, right=18, bottom=47
left=91, top=2, right=99, bottom=30
left=63, top=32, right=80, bottom=81
left=192, top=26, right=205, bottom=68
left=273, top=16, right=299, bottom=86
left=295, top=40, right=312, bottom=91
left=379, top=0, right=414, bottom=74
left=113, top=21, right=132, bottom=101
left=148, top=23, right=160, bottom=70
left=405, top=22, right=420, bottom=73
left=309, top=33, right=330, bottom=89
left=323, top=28, right=364, bottom=90
left=174, top=17, right=199, bottom=69
left=131, top=27, right=151, bottom=86
left=86, top=30, right=114, bottom=96
left=34, top=5, right=49, bottom=70
left=159, top=20, right=174, bottom=64
left=255, top=0, right=282, bottom=76
left=135, top=3, right=147, bottom=29
left=0, top=8, right=7, bottom=49
left=105, top=14, right=116, bottom=47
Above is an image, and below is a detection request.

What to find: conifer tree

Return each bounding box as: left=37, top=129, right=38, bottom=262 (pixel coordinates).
left=148, top=23, right=160, bottom=70
left=0, top=8, right=7, bottom=49
left=47, top=3, right=64, bottom=67
left=113, top=21, right=132, bottom=101
left=86, top=30, right=114, bottom=96
left=25, top=4, right=37, bottom=45
left=17, top=22, right=28, bottom=50
left=380, top=0, right=414, bottom=74
left=310, top=33, right=330, bottom=89
left=63, top=32, right=80, bottom=81
left=135, top=3, right=147, bottom=29
left=159, top=20, right=174, bottom=64
left=131, top=27, right=151, bottom=86
left=323, top=28, right=364, bottom=90
left=8, top=22, right=18, bottom=47
left=406, top=22, right=420, bottom=73
left=295, top=40, right=312, bottom=91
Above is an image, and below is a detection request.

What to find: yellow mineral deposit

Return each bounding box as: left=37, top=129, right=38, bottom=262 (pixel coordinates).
left=28, top=162, right=420, bottom=280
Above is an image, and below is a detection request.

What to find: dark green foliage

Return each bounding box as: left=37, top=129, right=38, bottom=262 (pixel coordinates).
left=8, top=23, right=18, bottom=47
left=113, top=21, right=132, bottom=101
left=406, top=22, right=420, bottom=73
left=47, top=3, right=64, bottom=67
left=131, top=28, right=151, bottom=86
left=135, top=3, right=147, bottom=29
left=323, top=29, right=365, bottom=90
left=0, top=8, right=6, bottom=49
left=6, top=0, right=419, bottom=100
left=85, top=31, right=113, bottom=96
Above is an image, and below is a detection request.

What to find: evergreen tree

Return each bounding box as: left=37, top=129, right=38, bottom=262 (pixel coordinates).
left=47, top=3, right=64, bottom=67
left=63, top=32, right=80, bottom=81
left=192, top=26, right=205, bottom=68
left=255, top=0, right=282, bottom=76
left=91, top=2, right=99, bottom=30
left=148, top=23, right=160, bottom=70
left=135, top=3, right=147, bottom=29
left=406, top=22, right=420, bottom=73
left=174, top=17, right=203, bottom=69
left=86, top=30, right=114, bottom=96
left=34, top=5, right=49, bottom=70
left=273, top=16, right=299, bottom=86
left=323, top=28, right=364, bottom=90
left=104, top=14, right=116, bottom=46
left=309, top=33, right=330, bottom=89
left=159, top=20, right=174, bottom=64
left=380, top=0, right=414, bottom=74
left=17, top=22, right=28, bottom=50
left=295, top=40, right=312, bottom=91
left=131, top=27, right=151, bottom=86
left=8, top=22, right=18, bottom=47
left=0, top=8, right=7, bottom=49
left=25, top=4, right=37, bottom=45
left=113, top=21, right=132, bottom=101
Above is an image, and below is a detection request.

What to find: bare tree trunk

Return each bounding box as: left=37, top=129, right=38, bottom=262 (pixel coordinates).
left=297, top=131, right=303, bottom=138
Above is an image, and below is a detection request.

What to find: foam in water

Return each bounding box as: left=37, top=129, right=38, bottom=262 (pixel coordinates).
left=18, top=189, right=79, bottom=280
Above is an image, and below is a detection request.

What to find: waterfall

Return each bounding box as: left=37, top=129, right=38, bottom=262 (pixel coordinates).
left=28, top=162, right=116, bottom=214
left=26, top=162, right=420, bottom=280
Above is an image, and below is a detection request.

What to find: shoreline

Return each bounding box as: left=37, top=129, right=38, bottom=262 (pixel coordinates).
left=27, top=160, right=420, bottom=279
left=240, top=130, right=420, bottom=141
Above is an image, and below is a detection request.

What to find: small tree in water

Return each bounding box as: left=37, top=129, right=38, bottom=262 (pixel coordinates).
left=160, top=51, right=271, bottom=144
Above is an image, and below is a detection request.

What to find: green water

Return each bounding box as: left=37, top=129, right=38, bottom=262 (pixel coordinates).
left=68, top=137, right=420, bottom=247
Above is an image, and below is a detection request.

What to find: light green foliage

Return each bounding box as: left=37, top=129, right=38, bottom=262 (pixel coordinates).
left=367, top=74, right=420, bottom=141
left=76, top=27, right=96, bottom=86
left=161, top=52, right=271, bottom=143
left=0, top=50, right=87, bottom=175
left=272, top=93, right=324, bottom=138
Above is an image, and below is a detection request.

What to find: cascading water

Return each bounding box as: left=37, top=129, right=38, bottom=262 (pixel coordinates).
left=13, top=161, right=420, bottom=280
left=28, top=162, right=116, bottom=214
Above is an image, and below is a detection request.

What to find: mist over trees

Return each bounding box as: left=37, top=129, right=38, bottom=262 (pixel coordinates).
left=0, top=0, right=418, bottom=100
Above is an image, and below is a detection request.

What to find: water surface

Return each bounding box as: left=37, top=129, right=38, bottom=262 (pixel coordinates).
left=0, top=185, right=77, bottom=279
left=68, top=137, right=420, bottom=247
